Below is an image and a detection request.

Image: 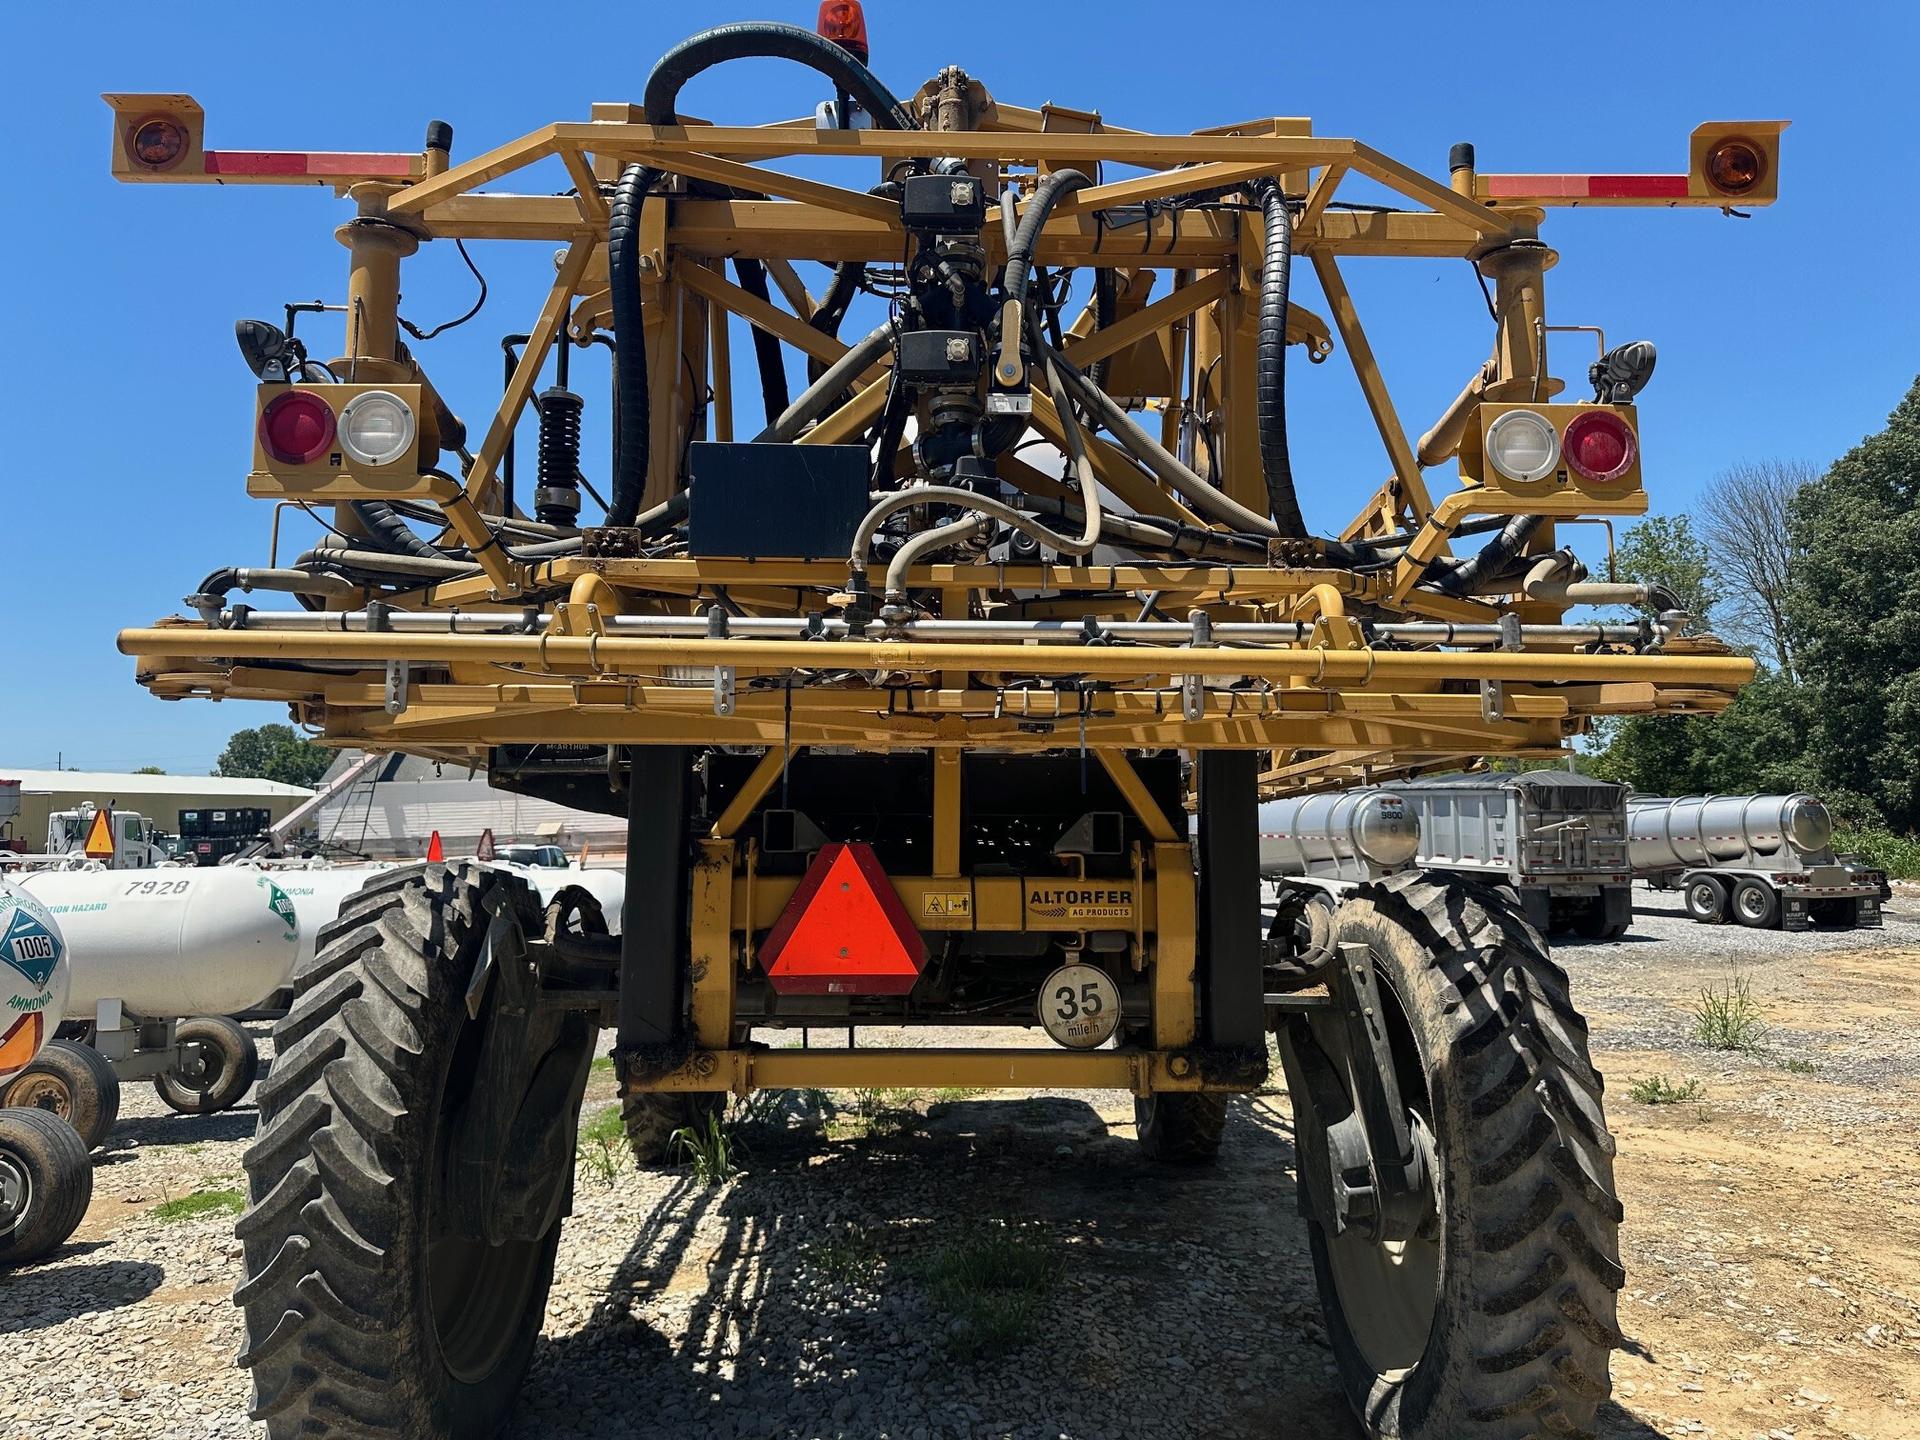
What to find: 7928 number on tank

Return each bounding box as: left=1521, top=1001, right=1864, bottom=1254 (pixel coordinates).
left=103, top=8, right=1782, bottom=1436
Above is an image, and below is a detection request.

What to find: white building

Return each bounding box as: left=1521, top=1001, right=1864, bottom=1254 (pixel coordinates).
left=298, top=752, right=625, bottom=862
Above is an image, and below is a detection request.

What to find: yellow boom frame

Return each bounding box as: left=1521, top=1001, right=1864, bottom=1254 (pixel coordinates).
left=107, top=81, right=1775, bottom=1094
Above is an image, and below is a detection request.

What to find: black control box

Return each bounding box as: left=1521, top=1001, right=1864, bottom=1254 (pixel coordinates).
left=686, top=442, right=871, bottom=560
left=899, top=172, right=987, bottom=233
left=895, top=329, right=982, bottom=386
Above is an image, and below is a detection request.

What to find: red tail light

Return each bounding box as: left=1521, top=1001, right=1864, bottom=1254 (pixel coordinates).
left=1562, top=410, right=1637, bottom=482
left=259, top=389, right=337, bottom=465
left=817, top=1, right=870, bottom=63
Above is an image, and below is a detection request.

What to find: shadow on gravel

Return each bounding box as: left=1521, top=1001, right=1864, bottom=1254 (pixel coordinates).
left=100, top=1107, right=259, bottom=1158
left=1596, top=1399, right=1676, bottom=1439
left=525, top=1090, right=1363, bottom=1440
left=0, top=1259, right=165, bottom=1332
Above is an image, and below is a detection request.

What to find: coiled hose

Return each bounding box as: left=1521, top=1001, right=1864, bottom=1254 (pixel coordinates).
left=1429, top=514, right=1545, bottom=596
left=605, top=23, right=919, bottom=526
left=1255, top=182, right=1307, bottom=537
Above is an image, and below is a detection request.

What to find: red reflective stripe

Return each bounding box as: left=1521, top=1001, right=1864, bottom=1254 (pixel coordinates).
left=205, top=149, right=416, bottom=178
left=1481, top=173, right=1690, bottom=200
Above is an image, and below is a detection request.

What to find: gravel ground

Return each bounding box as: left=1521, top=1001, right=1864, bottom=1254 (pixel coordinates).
left=3, top=882, right=1917, bottom=1440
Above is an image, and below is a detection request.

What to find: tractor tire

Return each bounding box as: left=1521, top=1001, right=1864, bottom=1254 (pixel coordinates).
left=620, top=1089, right=726, bottom=1166
left=0, top=1108, right=93, bottom=1268
left=1731, top=878, right=1781, bottom=929
left=1683, top=875, right=1728, bottom=924
left=235, top=862, right=596, bottom=1439
left=1134, top=1092, right=1229, bottom=1164
left=155, top=1016, right=260, bottom=1115
left=1287, top=873, right=1621, bottom=1440
left=2, top=1037, right=121, bottom=1150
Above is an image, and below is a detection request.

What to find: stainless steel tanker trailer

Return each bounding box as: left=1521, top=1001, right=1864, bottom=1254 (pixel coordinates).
left=1627, top=793, right=1883, bottom=929
left=1260, top=772, right=1634, bottom=942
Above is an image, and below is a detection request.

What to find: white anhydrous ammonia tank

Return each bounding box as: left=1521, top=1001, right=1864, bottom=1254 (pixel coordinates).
left=0, top=880, right=71, bottom=1083
left=1258, top=790, right=1421, bottom=881
left=15, top=869, right=301, bottom=1020
left=257, top=863, right=627, bottom=974
left=1625, top=793, right=1833, bottom=873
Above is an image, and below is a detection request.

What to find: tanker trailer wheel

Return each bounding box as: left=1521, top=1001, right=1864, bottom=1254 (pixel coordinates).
left=1, top=1037, right=122, bottom=1151
left=1684, top=875, right=1728, bottom=924
left=236, top=862, right=599, bottom=1438
left=0, top=1108, right=93, bottom=1268
left=154, top=1016, right=260, bottom=1116
left=1278, top=874, right=1621, bottom=1440
left=1731, top=878, right=1781, bottom=929
left=1134, top=1091, right=1230, bottom=1164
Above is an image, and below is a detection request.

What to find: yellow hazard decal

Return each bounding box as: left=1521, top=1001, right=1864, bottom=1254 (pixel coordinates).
left=1025, top=884, right=1135, bottom=924
left=921, top=891, right=972, bottom=922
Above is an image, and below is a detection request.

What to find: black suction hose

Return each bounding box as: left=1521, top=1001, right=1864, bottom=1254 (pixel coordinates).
left=1429, top=514, right=1545, bottom=596
left=348, top=500, right=441, bottom=560
left=606, top=164, right=662, bottom=527
left=732, top=258, right=791, bottom=426
left=643, top=22, right=914, bottom=130
left=1255, top=181, right=1307, bottom=538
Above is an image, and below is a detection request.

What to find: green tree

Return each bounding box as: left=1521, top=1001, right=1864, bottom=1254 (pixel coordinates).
left=1785, top=377, right=1920, bottom=830
left=214, top=724, right=332, bottom=790
left=134, top=765, right=167, bottom=775
left=1611, top=513, right=1718, bottom=629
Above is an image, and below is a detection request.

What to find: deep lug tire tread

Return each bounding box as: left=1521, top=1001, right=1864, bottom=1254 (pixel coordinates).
left=1307, top=871, right=1623, bottom=1440
left=1134, top=1091, right=1230, bottom=1164
left=234, top=861, right=562, bottom=1438
left=619, top=1088, right=725, bottom=1166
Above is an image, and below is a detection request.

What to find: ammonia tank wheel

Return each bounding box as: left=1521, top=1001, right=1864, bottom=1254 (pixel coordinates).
left=1280, top=873, right=1622, bottom=1440
left=621, top=1089, right=726, bottom=1166
left=1134, top=1091, right=1230, bottom=1164
left=235, top=862, right=599, bottom=1438
left=0, top=1107, right=93, bottom=1267
left=154, top=1016, right=260, bottom=1115
left=1, top=1037, right=121, bottom=1151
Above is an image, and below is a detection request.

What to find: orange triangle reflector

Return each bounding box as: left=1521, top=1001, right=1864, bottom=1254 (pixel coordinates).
left=762, top=842, right=926, bottom=996
left=426, top=830, right=445, bottom=863
left=83, top=807, right=116, bottom=861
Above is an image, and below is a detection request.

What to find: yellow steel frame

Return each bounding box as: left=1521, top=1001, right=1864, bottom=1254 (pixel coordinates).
left=106, top=81, right=1778, bottom=1095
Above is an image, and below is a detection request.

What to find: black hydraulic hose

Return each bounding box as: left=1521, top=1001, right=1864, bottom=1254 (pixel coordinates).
left=1255, top=182, right=1306, bottom=538
left=348, top=500, right=441, bottom=560
left=643, top=22, right=915, bottom=130
left=1429, top=514, right=1545, bottom=596
left=607, top=164, right=662, bottom=527
left=1002, top=169, right=1093, bottom=306
left=732, top=258, right=791, bottom=426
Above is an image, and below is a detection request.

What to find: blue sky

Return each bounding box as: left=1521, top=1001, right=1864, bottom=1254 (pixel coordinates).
left=5, top=1, right=1916, bottom=775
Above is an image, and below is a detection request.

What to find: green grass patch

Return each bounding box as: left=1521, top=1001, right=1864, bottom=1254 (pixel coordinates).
left=930, top=1087, right=986, bottom=1104
left=1693, top=972, right=1767, bottom=1053
left=576, top=1105, right=625, bottom=1187
left=909, top=1225, right=1062, bottom=1359
left=806, top=1228, right=884, bottom=1286
left=1833, top=826, right=1920, bottom=880
left=671, top=1109, right=741, bottom=1185
left=1778, top=1054, right=1819, bottom=1075
left=1627, top=1075, right=1703, bottom=1105
left=152, top=1188, right=245, bottom=1223
left=589, top=1056, right=617, bottom=1080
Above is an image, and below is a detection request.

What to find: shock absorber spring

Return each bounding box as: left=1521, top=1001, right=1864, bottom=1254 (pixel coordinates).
left=534, top=385, right=583, bottom=526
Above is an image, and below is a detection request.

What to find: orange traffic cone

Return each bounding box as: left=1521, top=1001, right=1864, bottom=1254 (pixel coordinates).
left=426, top=830, right=445, bottom=862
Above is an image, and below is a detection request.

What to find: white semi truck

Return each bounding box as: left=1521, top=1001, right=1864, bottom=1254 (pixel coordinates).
left=1627, top=793, right=1883, bottom=929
